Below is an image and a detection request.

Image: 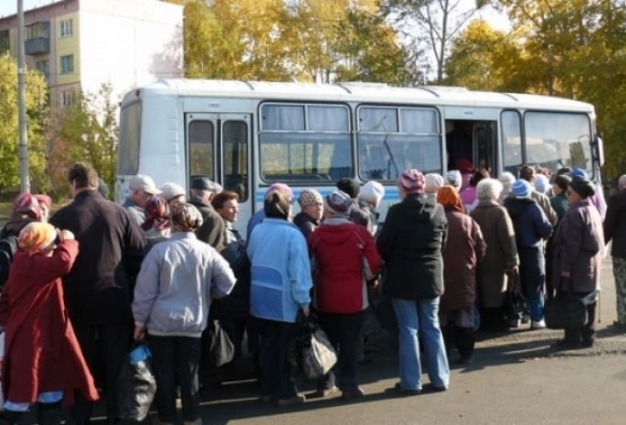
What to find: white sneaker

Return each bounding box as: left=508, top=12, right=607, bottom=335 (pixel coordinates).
left=531, top=319, right=546, bottom=330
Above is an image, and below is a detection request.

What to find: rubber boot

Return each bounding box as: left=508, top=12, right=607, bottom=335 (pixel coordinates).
left=37, top=402, right=62, bottom=425
left=455, top=326, right=475, bottom=364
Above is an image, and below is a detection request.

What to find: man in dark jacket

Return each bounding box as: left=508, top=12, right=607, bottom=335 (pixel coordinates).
left=50, top=162, right=146, bottom=425
left=189, top=177, right=225, bottom=252
left=604, top=174, right=626, bottom=329
left=376, top=169, right=449, bottom=395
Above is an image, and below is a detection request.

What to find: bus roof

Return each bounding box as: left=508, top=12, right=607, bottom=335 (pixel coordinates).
left=122, top=78, right=595, bottom=112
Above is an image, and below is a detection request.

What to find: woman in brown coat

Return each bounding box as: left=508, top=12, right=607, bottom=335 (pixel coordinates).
left=551, top=177, right=604, bottom=349
left=470, top=179, right=519, bottom=331
left=437, top=187, right=486, bottom=363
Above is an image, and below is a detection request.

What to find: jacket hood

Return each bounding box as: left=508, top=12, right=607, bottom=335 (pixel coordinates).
left=504, top=196, right=536, bottom=219
left=317, top=218, right=361, bottom=246
left=399, top=193, right=440, bottom=222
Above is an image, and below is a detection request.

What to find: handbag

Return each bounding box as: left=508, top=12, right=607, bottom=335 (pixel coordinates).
left=503, top=268, right=525, bottom=320
left=207, top=320, right=235, bottom=368
left=544, top=278, right=587, bottom=330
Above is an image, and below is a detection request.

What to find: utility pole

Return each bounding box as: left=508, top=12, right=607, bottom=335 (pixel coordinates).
left=17, top=0, right=30, bottom=193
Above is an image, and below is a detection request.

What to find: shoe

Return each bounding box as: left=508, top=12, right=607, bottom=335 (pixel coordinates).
left=315, top=385, right=339, bottom=398
left=422, top=383, right=448, bottom=393
left=581, top=339, right=594, bottom=348
left=341, top=387, right=365, bottom=400
left=453, top=354, right=474, bottom=365
left=259, top=394, right=275, bottom=404
left=521, top=314, right=531, bottom=324
left=552, top=339, right=581, bottom=350
left=507, top=318, right=521, bottom=328
left=531, top=320, right=546, bottom=330
left=276, top=395, right=305, bottom=407
left=388, top=382, right=421, bottom=396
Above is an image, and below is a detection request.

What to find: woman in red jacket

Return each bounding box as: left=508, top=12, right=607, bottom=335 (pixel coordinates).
left=0, top=222, right=98, bottom=425
left=308, top=191, right=382, bottom=400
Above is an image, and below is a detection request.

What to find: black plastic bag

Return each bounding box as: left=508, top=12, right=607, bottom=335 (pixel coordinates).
left=208, top=320, right=235, bottom=368
left=287, top=314, right=337, bottom=380
left=118, top=342, right=157, bottom=423
left=503, top=269, right=525, bottom=321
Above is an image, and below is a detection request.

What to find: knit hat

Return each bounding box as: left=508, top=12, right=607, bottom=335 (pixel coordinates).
left=325, top=191, right=352, bottom=216
left=398, top=169, right=425, bottom=194
left=160, top=183, right=186, bottom=202
left=13, top=193, right=41, bottom=221
left=424, top=173, right=445, bottom=194
left=298, top=189, right=323, bottom=209
left=534, top=174, right=550, bottom=194
left=445, top=170, right=462, bottom=191
left=265, top=183, right=293, bottom=202
left=18, top=222, right=57, bottom=254
left=142, top=196, right=171, bottom=231
left=436, top=186, right=463, bottom=213
left=511, top=179, right=532, bottom=198
left=498, top=172, right=516, bottom=187
left=359, top=181, right=385, bottom=206
left=337, top=178, right=360, bottom=199
left=264, top=189, right=291, bottom=219
left=569, top=177, right=595, bottom=198
left=570, top=167, right=589, bottom=179
left=170, top=202, right=203, bottom=232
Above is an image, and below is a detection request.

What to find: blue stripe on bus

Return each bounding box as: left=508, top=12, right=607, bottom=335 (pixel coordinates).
left=255, top=187, right=401, bottom=202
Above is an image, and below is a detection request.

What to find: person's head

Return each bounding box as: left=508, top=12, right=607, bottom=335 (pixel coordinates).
left=569, top=167, right=588, bottom=179
left=336, top=178, right=360, bottom=200
left=567, top=177, right=595, bottom=205
left=619, top=174, right=626, bottom=191
left=212, top=191, right=240, bottom=223
left=264, top=189, right=291, bottom=220
left=444, top=170, right=462, bottom=191
left=519, top=165, right=536, bottom=183
left=128, top=174, right=161, bottom=208
left=470, top=169, right=489, bottom=187
left=436, top=186, right=463, bottom=213
left=553, top=175, right=571, bottom=196
left=18, top=222, right=57, bottom=256
left=511, top=179, right=532, bottom=199
left=170, top=202, right=203, bottom=233
left=498, top=172, right=516, bottom=190
left=298, top=189, right=324, bottom=222
left=454, top=158, right=473, bottom=175
left=190, top=177, right=220, bottom=202
left=534, top=174, right=550, bottom=194
left=266, top=183, right=293, bottom=203
left=476, top=178, right=504, bottom=202
left=141, top=196, right=170, bottom=232
left=324, top=191, right=352, bottom=219
left=397, top=169, right=425, bottom=199
left=160, top=183, right=186, bottom=207
left=13, top=193, right=42, bottom=221
left=359, top=181, right=385, bottom=209
left=68, top=162, right=98, bottom=197
left=34, top=194, right=51, bottom=222
left=557, top=166, right=572, bottom=176
left=424, top=173, right=445, bottom=195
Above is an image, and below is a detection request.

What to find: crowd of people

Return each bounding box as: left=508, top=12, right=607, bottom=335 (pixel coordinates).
left=0, top=160, right=625, bottom=424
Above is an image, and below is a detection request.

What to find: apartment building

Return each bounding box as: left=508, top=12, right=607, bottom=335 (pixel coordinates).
left=0, top=0, right=183, bottom=108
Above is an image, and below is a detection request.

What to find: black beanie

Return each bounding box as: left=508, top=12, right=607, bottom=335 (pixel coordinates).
left=569, top=177, right=595, bottom=198
left=554, top=175, right=571, bottom=193
left=337, top=178, right=360, bottom=199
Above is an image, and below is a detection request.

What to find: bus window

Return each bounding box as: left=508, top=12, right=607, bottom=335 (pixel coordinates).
left=118, top=101, right=141, bottom=175
left=358, top=106, right=441, bottom=180
left=189, top=120, right=215, bottom=179
left=259, top=103, right=352, bottom=183
left=223, top=120, right=248, bottom=201
left=524, top=112, right=592, bottom=175
left=501, top=111, right=522, bottom=175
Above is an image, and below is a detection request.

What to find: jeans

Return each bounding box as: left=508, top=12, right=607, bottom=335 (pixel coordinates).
left=148, top=335, right=201, bottom=423
left=317, top=311, right=362, bottom=393
left=519, top=247, right=546, bottom=322
left=257, top=319, right=298, bottom=400
left=392, top=297, right=449, bottom=390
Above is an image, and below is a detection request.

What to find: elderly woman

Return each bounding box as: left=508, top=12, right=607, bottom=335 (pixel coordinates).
left=519, top=165, right=558, bottom=226
left=437, top=187, right=486, bottom=364
left=141, top=196, right=171, bottom=249
left=133, top=203, right=236, bottom=425
left=309, top=191, right=381, bottom=400
left=550, top=175, right=571, bottom=223
left=358, top=180, right=385, bottom=236
left=425, top=173, right=445, bottom=199
left=377, top=169, right=449, bottom=395
left=0, top=223, right=98, bottom=425
left=293, top=189, right=324, bottom=238
left=461, top=169, right=489, bottom=212
left=497, top=172, right=516, bottom=205
left=0, top=193, right=43, bottom=238
left=247, top=189, right=313, bottom=407
left=551, top=177, right=604, bottom=349
left=470, top=179, right=519, bottom=331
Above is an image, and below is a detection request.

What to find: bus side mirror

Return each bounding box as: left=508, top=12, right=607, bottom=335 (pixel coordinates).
left=595, top=136, right=605, bottom=167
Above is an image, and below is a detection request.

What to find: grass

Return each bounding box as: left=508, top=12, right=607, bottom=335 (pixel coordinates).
left=0, top=202, right=11, bottom=222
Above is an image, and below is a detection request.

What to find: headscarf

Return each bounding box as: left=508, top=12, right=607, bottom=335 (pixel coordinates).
left=142, top=196, right=171, bottom=231
left=13, top=193, right=41, bottom=221
left=18, top=222, right=57, bottom=254
left=437, top=186, right=463, bottom=213
left=170, top=202, right=203, bottom=232
left=424, top=173, right=445, bottom=194
left=398, top=169, right=425, bottom=194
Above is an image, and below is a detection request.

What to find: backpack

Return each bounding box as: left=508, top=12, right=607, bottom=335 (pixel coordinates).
left=0, top=235, right=18, bottom=287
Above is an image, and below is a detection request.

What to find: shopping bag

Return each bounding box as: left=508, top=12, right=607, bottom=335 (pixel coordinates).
left=118, top=341, right=157, bottom=422
left=301, top=328, right=337, bottom=380
left=503, top=269, right=525, bottom=320
left=207, top=320, right=235, bottom=368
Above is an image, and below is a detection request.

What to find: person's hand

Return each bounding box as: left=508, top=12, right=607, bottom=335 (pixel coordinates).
left=302, top=306, right=310, bottom=317
left=133, top=325, right=146, bottom=340
left=505, top=266, right=518, bottom=275
left=57, top=229, right=75, bottom=242
left=368, top=279, right=380, bottom=289
left=560, top=271, right=571, bottom=278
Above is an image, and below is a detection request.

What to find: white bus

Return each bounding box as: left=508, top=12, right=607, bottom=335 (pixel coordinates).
left=115, top=79, right=604, bottom=234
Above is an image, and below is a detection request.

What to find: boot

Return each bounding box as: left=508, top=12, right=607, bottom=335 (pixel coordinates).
left=1, top=409, right=25, bottom=425
left=455, top=326, right=475, bottom=364
left=37, top=402, right=62, bottom=425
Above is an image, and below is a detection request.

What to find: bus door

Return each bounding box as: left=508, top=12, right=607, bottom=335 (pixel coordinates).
left=185, top=113, right=252, bottom=234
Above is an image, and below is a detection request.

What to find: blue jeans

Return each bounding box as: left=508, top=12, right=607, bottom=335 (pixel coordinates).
left=392, top=297, right=450, bottom=390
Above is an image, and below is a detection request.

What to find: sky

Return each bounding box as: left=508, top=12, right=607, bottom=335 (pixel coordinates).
left=0, top=0, right=57, bottom=18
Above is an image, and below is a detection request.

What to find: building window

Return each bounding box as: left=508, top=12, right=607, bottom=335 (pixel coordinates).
left=35, top=60, right=50, bottom=77
left=26, top=22, right=50, bottom=40
left=59, top=19, right=73, bottom=38
left=62, top=91, right=75, bottom=107
left=60, top=54, right=74, bottom=74
left=0, top=30, right=9, bottom=54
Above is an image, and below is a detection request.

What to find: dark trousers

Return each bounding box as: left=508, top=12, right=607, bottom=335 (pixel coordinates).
left=564, top=300, right=596, bottom=344
left=71, top=323, right=131, bottom=424
left=317, top=311, right=362, bottom=393
left=257, top=318, right=297, bottom=400
left=148, top=335, right=201, bottom=423
left=518, top=246, right=545, bottom=300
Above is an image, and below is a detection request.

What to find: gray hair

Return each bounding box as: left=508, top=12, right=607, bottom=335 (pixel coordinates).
left=477, top=178, right=503, bottom=201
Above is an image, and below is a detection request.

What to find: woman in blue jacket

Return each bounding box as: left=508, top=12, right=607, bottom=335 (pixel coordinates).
left=247, top=188, right=313, bottom=407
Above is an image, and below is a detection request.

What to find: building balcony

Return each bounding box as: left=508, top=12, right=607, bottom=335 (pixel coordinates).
left=25, top=37, right=50, bottom=56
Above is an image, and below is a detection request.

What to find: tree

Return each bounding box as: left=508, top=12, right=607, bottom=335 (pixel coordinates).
left=0, top=55, right=49, bottom=195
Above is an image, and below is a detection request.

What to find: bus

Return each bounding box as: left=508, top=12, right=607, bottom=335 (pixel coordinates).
left=115, top=79, right=604, bottom=235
